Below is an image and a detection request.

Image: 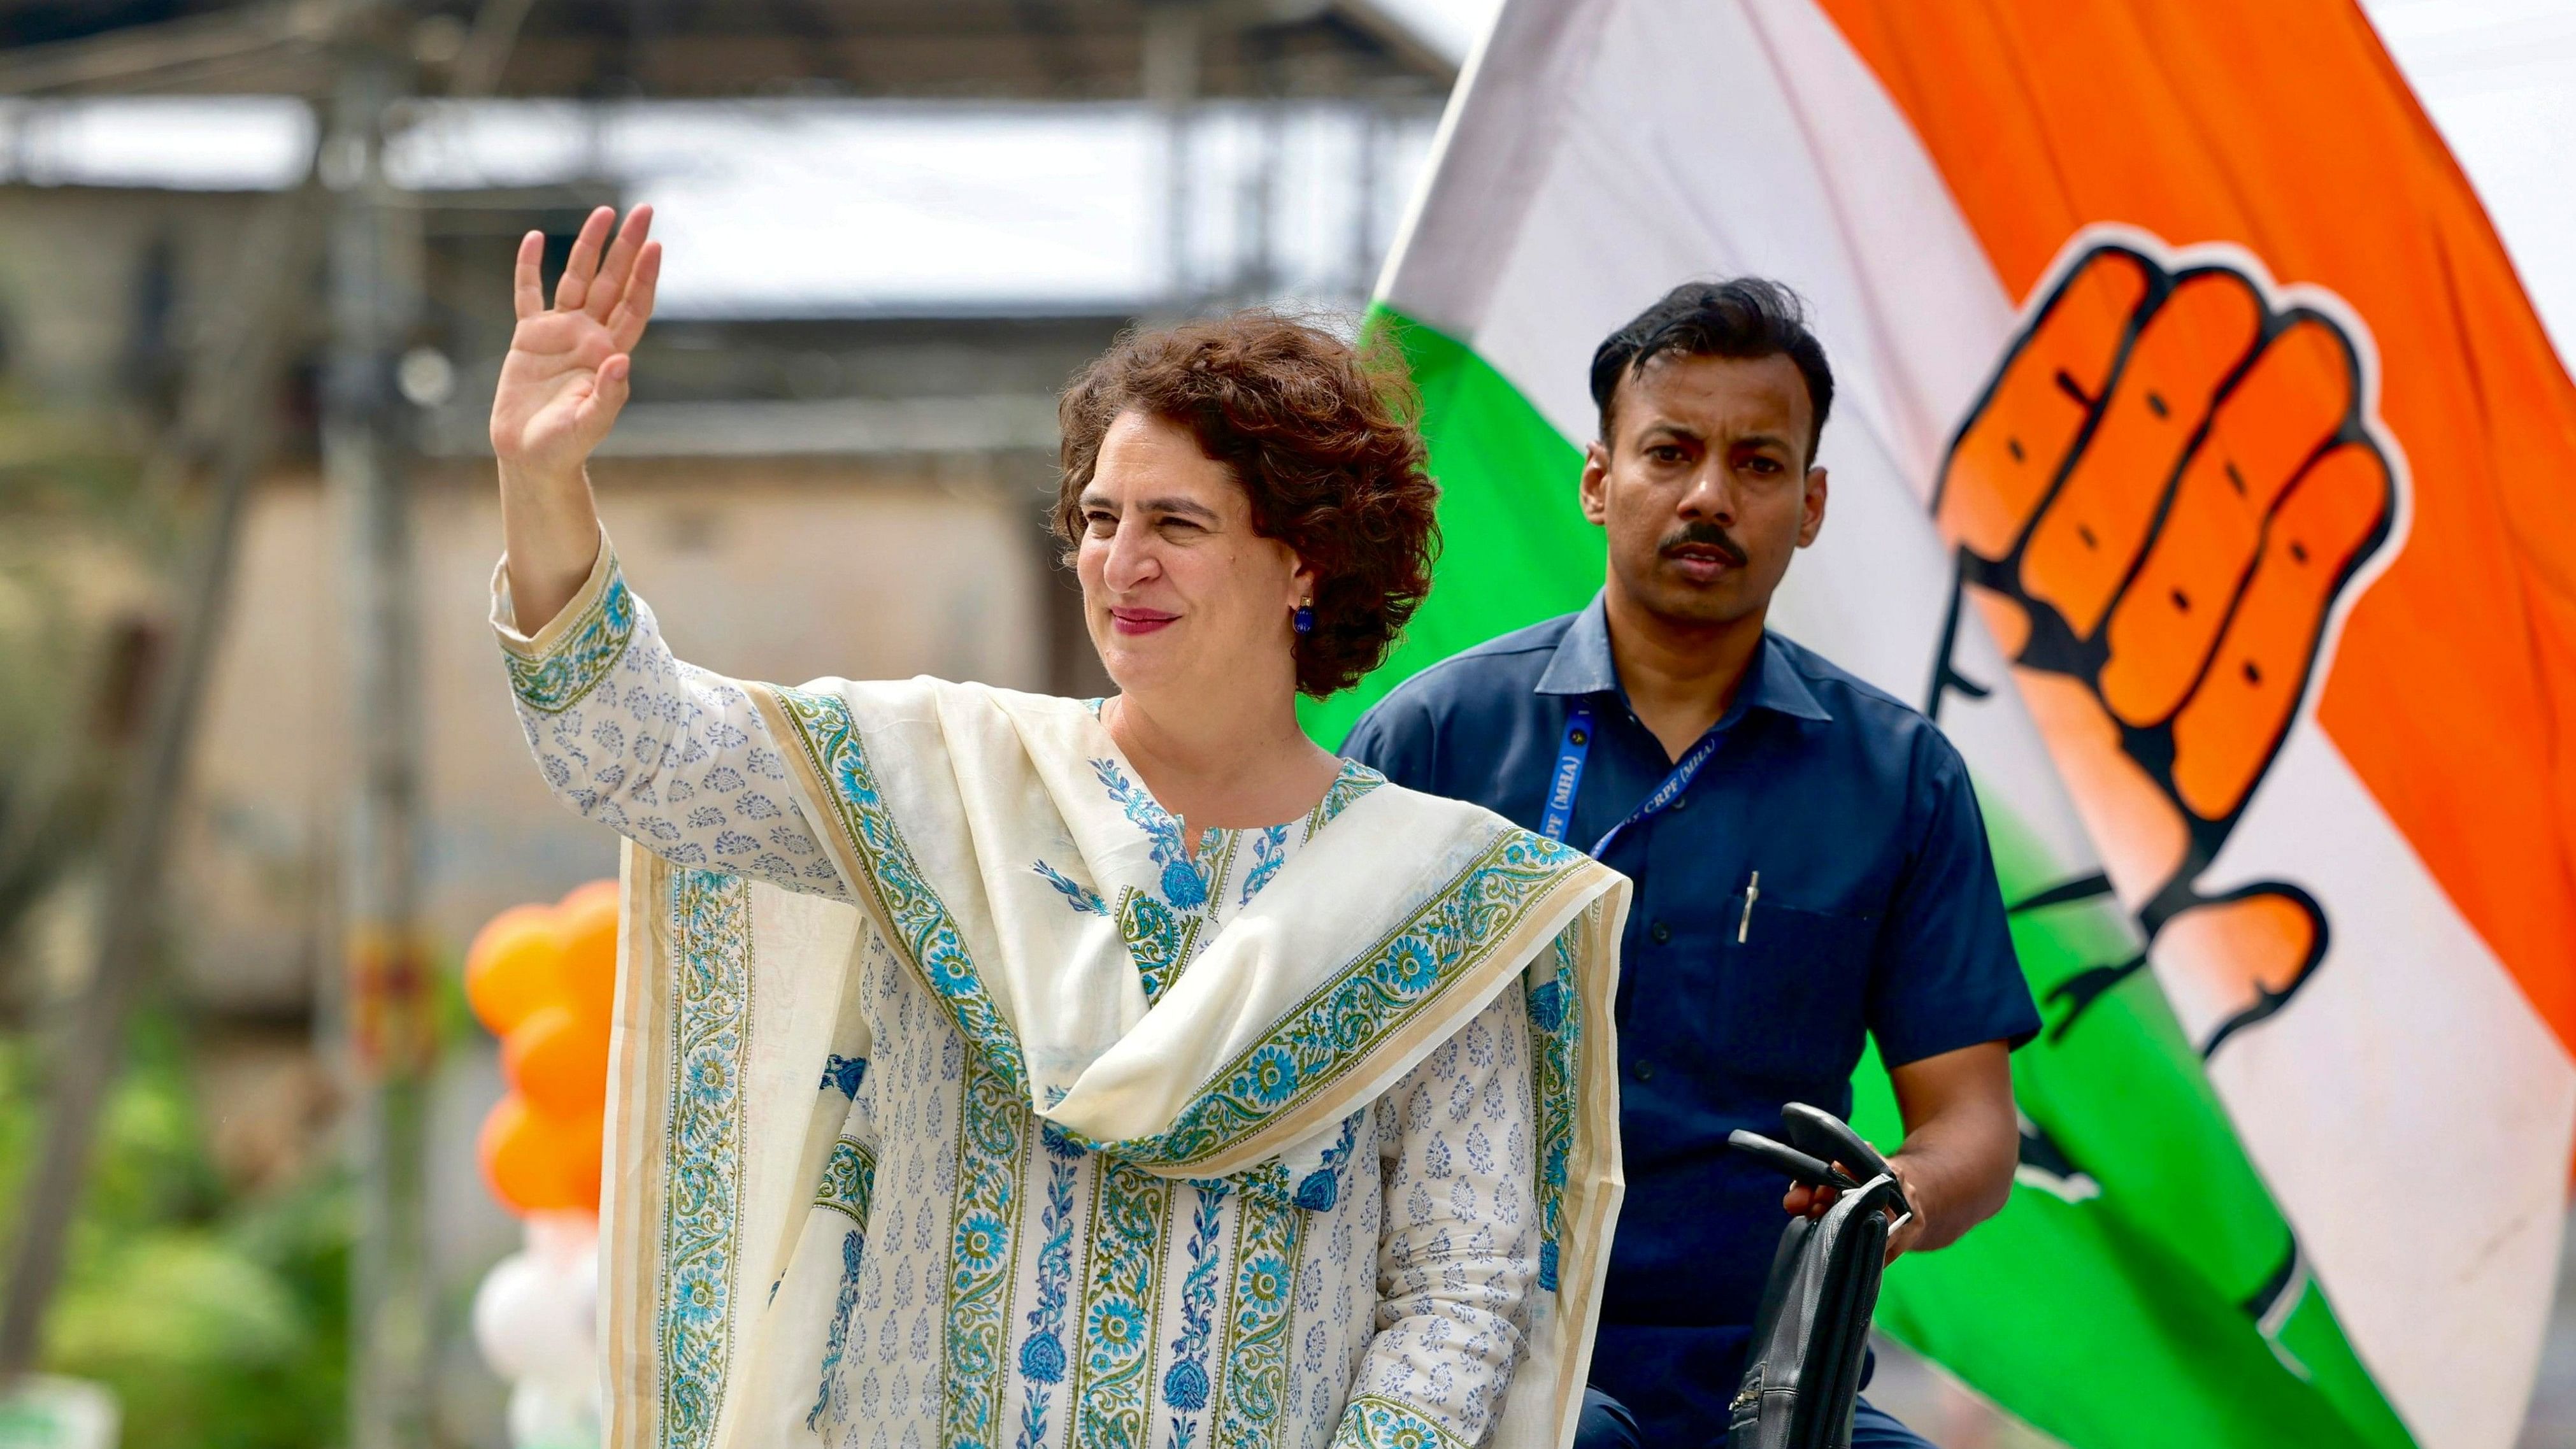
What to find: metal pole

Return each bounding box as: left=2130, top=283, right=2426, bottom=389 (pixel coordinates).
left=1244, top=37, right=1283, bottom=305
left=322, top=5, right=434, bottom=1447
left=1143, top=3, right=1199, bottom=310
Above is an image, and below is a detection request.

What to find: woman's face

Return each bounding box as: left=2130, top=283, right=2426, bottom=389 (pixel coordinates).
left=1075, top=410, right=1310, bottom=704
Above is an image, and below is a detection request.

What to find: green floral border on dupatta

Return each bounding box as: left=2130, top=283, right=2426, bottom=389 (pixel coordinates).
left=1528, top=920, right=1584, bottom=1292
left=1097, top=827, right=1584, bottom=1172
left=1212, top=1196, right=1304, bottom=1448
left=769, top=685, right=1033, bottom=1091
left=657, top=867, right=756, bottom=1449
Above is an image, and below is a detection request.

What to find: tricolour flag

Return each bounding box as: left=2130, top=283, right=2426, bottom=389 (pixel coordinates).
left=1311, top=4, right=2576, bottom=1448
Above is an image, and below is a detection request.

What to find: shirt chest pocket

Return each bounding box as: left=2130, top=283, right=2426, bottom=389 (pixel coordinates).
left=1713, top=896, right=1880, bottom=1083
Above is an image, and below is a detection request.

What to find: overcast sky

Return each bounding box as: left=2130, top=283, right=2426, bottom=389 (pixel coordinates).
left=1, top=1, right=2568, bottom=364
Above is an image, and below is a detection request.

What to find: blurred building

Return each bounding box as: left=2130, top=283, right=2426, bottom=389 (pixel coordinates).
left=0, top=0, right=1447, bottom=1004
left=0, top=3, right=1449, bottom=1440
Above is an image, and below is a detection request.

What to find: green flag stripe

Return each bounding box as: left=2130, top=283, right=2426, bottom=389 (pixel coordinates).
left=1314, top=305, right=2416, bottom=1449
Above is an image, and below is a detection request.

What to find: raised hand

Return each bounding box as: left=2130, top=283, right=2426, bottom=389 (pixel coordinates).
left=490, top=206, right=661, bottom=626
left=490, top=205, right=661, bottom=482
left=1932, top=239, right=2397, bottom=1054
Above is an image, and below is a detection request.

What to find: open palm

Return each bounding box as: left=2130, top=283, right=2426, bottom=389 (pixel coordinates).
left=490, top=205, right=661, bottom=478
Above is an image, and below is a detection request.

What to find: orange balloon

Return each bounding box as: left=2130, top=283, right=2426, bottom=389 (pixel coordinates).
left=557, top=1108, right=604, bottom=1213
left=463, top=905, right=567, bottom=1038
left=503, top=1003, right=612, bottom=1117
left=478, top=1094, right=604, bottom=1215
left=554, top=885, right=620, bottom=1027
left=479, top=1096, right=561, bottom=1212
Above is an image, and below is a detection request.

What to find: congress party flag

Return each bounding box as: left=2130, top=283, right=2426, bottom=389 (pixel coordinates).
left=1314, top=4, right=2576, bottom=1448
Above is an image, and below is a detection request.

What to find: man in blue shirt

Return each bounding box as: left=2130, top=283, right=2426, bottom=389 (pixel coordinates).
left=1343, top=280, right=2040, bottom=1449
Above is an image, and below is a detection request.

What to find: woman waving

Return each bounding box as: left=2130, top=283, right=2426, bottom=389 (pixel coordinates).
left=488, top=205, right=1628, bottom=1449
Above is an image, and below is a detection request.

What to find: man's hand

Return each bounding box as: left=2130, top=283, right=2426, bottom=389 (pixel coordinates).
left=1782, top=1043, right=2017, bottom=1264
left=492, top=205, right=661, bottom=629
left=1782, top=1153, right=1924, bottom=1264
left=1933, top=241, right=2396, bottom=1053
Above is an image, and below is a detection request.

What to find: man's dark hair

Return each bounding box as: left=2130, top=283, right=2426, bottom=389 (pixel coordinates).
left=1589, top=278, right=1835, bottom=463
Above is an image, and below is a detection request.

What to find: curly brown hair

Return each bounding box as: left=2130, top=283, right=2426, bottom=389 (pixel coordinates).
left=1054, top=310, right=1441, bottom=698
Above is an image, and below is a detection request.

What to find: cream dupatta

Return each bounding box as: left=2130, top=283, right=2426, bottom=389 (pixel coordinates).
left=599, top=676, right=1629, bottom=1449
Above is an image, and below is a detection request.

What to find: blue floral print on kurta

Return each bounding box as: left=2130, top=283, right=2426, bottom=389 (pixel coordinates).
left=1212, top=1206, right=1303, bottom=1449
left=1160, top=1188, right=1226, bottom=1447
left=1033, top=859, right=1110, bottom=917
left=945, top=1034, right=1035, bottom=1448
left=1070, top=1164, right=1175, bottom=1449
left=1118, top=890, right=1204, bottom=1006
left=1292, top=1111, right=1366, bottom=1213
left=1239, top=824, right=1291, bottom=907
left=1086, top=1299, right=1146, bottom=1351
left=505, top=566, right=636, bottom=713
left=1091, top=758, right=1208, bottom=909
left=1333, top=1394, right=1473, bottom=1449
left=1014, top=1129, right=1083, bottom=1449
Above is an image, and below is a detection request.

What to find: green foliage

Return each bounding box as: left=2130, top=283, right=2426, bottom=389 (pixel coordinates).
left=0, top=1016, right=350, bottom=1449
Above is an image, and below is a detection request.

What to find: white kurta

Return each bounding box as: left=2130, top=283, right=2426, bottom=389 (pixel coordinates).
left=494, top=547, right=1599, bottom=1449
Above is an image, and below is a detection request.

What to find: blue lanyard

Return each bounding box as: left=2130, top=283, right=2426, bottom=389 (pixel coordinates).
left=1537, top=701, right=1724, bottom=857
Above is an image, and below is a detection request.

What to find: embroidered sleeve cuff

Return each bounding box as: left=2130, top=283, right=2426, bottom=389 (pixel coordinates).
left=1331, top=1395, right=1474, bottom=1449
left=492, top=532, right=636, bottom=714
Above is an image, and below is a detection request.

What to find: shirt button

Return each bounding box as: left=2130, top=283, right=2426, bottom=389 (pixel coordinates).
left=1631, top=1058, right=1655, bottom=1082
left=1650, top=920, right=1671, bottom=945
left=1669, top=795, right=1687, bottom=811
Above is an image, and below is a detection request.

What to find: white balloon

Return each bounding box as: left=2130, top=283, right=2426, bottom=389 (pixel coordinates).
left=506, top=1376, right=599, bottom=1449
left=473, top=1251, right=592, bottom=1386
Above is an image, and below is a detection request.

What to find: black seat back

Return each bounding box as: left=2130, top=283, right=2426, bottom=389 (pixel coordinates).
left=1724, top=1107, right=1909, bottom=1449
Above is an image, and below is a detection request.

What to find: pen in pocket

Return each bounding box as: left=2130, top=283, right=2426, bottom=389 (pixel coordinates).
left=1738, top=869, right=1760, bottom=944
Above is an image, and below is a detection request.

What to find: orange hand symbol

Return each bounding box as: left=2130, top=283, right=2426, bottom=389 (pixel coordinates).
left=1933, top=239, right=2398, bottom=1055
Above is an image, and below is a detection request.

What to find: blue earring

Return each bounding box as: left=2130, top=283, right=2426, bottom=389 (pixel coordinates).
left=1293, top=604, right=1315, bottom=635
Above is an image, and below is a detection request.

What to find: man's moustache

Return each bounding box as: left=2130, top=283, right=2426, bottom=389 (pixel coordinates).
left=1658, top=524, right=1749, bottom=567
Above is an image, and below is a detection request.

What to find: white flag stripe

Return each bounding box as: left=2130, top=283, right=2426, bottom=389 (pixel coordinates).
left=1377, top=0, right=1619, bottom=342
left=2194, top=723, right=2572, bottom=1449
